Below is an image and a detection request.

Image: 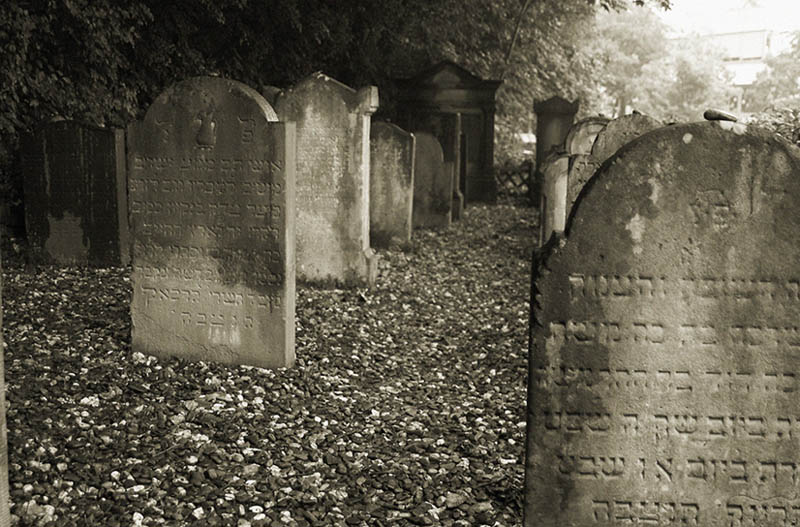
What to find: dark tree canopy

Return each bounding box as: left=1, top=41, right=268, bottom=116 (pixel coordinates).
left=0, top=0, right=672, bottom=208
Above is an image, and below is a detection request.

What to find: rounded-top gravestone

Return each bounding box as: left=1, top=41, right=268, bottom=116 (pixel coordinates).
left=275, top=72, right=379, bottom=287
left=370, top=121, right=415, bottom=248
left=525, top=121, right=800, bottom=526
left=127, top=76, right=296, bottom=369
left=413, top=132, right=452, bottom=229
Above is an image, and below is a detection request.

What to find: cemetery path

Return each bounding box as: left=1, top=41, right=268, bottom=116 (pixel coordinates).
left=2, top=200, right=536, bottom=527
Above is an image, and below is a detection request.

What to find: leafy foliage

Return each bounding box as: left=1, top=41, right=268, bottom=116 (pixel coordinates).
left=588, top=6, right=735, bottom=122
left=746, top=106, right=800, bottom=147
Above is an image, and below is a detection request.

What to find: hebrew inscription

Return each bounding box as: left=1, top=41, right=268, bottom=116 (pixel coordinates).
left=524, top=122, right=800, bottom=526
left=128, top=76, right=295, bottom=368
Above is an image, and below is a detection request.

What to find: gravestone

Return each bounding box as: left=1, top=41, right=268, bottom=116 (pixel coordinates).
left=524, top=121, right=800, bottom=526
left=369, top=122, right=415, bottom=248
left=0, top=252, right=9, bottom=527
left=590, top=112, right=662, bottom=162
left=413, top=133, right=452, bottom=229
left=564, top=116, right=609, bottom=155
left=128, top=76, right=296, bottom=369
left=275, top=73, right=379, bottom=286
left=563, top=113, right=663, bottom=230
left=538, top=153, right=570, bottom=246
left=21, top=120, right=130, bottom=265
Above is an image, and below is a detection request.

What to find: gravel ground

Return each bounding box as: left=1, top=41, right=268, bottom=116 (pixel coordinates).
left=2, top=200, right=536, bottom=526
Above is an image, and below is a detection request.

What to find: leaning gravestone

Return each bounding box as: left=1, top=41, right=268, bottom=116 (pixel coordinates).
left=21, top=120, right=130, bottom=265
left=128, top=76, right=296, bottom=368
left=413, top=133, right=452, bottom=229
left=564, top=116, right=609, bottom=156
left=370, top=122, right=415, bottom=248
left=275, top=73, right=379, bottom=286
left=525, top=120, right=800, bottom=526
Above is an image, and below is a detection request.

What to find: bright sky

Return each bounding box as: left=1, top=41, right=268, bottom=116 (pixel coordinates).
left=655, top=0, right=800, bottom=37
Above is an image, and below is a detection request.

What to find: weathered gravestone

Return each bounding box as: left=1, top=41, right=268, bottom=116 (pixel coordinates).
left=370, top=122, right=415, bottom=248
left=566, top=113, right=663, bottom=221
left=21, top=120, right=130, bottom=265
left=590, top=112, right=663, bottom=163
left=564, top=116, right=610, bottom=156
left=0, top=252, right=9, bottom=527
left=531, top=96, right=579, bottom=204
left=413, top=133, right=452, bottom=229
left=275, top=73, right=379, bottom=286
left=525, top=120, right=800, bottom=526
left=128, top=76, right=296, bottom=368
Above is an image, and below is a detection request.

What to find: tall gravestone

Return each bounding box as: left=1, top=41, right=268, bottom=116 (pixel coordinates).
left=532, top=96, right=579, bottom=204
left=369, top=122, right=415, bottom=248
left=128, top=76, right=296, bottom=368
left=525, top=121, right=800, bottom=526
left=275, top=73, right=378, bottom=286
left=21, top=120, right=130, bottom=265
left=395, top=61, right=501, bottom=203
left=0, top=252, right=9, bottom=527
left=413, top=133, right=452, bottom=229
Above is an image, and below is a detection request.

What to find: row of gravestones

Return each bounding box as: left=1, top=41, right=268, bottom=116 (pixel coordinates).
left=21, top=73, right=457, bottom=271
left=0, top=73, right=461, bottom=522
left=18, top=74, right=468, bottom=371
left=524, top=114, right=800, bottom=525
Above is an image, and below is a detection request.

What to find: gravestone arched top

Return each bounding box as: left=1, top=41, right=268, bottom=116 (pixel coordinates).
left=589, top=112, right=662, bottom=162
left=279, top=72, right=378, bottom=115
left=143, top=76, right=278, bottom=132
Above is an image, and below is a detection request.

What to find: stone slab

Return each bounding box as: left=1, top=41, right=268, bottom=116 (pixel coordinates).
left=413, top=133, right=452, bottom=229
left=525, top=121, right=800, bottom=526
left=128, top=76, right=295, bottom=368
left=275, top=73, right=378, bottom=286
left=564, top=116, right=610, bottom=156
left=369, top=122, right=415, bottom=248
left=590, top=113, right=662, bottom=162
left=21, top=120, right=130, bottom=266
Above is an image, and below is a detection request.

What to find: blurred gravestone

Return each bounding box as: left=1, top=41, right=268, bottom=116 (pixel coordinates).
left=370, top=122, right=415, bottom=248
left=564, top=116, right=609, bottom=156
left=538, top=153, right=570, bottom=246
left=525, top=121, right=800, bottom=526
left=21, top=120, right=130, bottom=265
left=275, top=73, right=379, bottom=286
left=413, top=133, right=452, bottom=229
left=128, top=76, right=295, bottom=368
